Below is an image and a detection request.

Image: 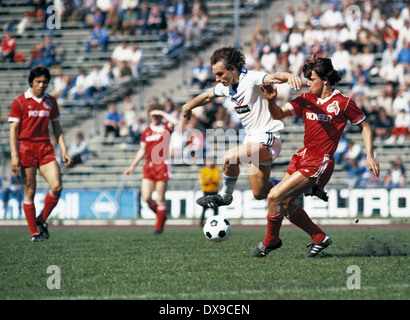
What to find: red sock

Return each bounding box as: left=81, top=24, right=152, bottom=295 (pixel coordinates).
left=288, top=206, right=325, bottom=243
left=40, top=191, right=59, bottom=223
left=155, top=204, right=167, bottom=232
left=23, top=201, right=39, bottom=236
left=263, top=214, right=284, bottom=247
left=148, top=199, right=157, bottom=213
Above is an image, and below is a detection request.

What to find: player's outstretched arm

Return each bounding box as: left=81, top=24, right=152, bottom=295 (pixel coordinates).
left=124, top=145, right=146, bottom=175
left=264, top=72, right=302, bottom=90
left=357, top=121, right=380, bottom=177
left=182, top=90, right=216, bottom=121
left=260, top=84, right=292, bottom=120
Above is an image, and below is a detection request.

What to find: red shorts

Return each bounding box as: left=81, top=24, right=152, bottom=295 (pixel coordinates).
left=286, top=148, right=334, bottom=188
left=142, top=161, right=171, bottom=181
left=19, top=140, right=56, bottom=168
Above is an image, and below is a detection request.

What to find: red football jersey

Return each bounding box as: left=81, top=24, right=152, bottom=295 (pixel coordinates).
left=286, top=90, right=365, bottom=156
left=9, top=89, right=61, bottom=141
left=141, top=122, right=173, bottom=164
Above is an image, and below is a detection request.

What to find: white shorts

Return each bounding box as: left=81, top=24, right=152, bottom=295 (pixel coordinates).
left=243, top=132, right=282, bottom=165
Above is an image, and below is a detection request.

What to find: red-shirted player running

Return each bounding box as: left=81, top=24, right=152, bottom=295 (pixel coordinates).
left=9, top=67, right=72, bottom=242
left=124, top=104, right=179, bottom=235
left=253, top=55, right=380, bottom=258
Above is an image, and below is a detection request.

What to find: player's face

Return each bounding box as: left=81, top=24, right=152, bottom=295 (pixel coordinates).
left=31, top=75, right=49, bottom=98
left=306, top=71, right=325, bottom=97
left=212, top=61, right=237, bottom=87
left=150, top=113, right=162, bottom=125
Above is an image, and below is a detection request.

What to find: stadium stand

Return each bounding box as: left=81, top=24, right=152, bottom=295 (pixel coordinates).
left=0, top=0, right=409, bottom=193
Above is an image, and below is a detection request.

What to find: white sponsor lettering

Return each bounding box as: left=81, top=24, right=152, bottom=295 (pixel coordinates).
left=28, top=110, right=50, bottom=117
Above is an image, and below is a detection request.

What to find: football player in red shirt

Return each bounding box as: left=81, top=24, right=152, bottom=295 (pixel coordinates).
left=124, top=104, right=179, bottom=235
left=254, top=55, right=380, bottom=258
left=9, top=67, right=72, bottom=242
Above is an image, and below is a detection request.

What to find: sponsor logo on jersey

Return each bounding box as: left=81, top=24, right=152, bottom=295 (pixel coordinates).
left=28, top=110, right=50, bottom=117
left=306, top=112, right=332, bottom=123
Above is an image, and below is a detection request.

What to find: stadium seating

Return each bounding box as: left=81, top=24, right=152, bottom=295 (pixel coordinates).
left=0, top=0, right=409, bottom=193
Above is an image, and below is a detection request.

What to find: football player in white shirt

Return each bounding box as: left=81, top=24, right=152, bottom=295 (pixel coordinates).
left=182, top=47, right=327, bottom=209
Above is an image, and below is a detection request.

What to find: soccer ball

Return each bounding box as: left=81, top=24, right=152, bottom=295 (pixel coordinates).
left=203, top=215, right=231, bottom=242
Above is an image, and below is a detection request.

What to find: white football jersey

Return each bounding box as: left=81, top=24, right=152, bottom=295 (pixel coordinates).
left=213, top=68, right=284, bottom=136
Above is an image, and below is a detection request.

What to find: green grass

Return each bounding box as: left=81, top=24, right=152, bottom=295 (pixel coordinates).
left=0, top=226, right=409, bottom=300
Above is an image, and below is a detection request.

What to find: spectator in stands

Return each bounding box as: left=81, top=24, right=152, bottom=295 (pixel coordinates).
left=85, top=23, right=110, bottom=53
left=28, top=36, right=59, bottom=69
left=397, top=40, right=410, bottom=65
left=358, top=45, right=375, bottom=83
left=104, top=103, right=122, bottom=137
left=164, top=26, right=185, bottom=57
left=185, top=8, right=209, bottom=42
left=190, top=57, right=213, bottom=90
left=104, top=3, right=122, bottom=35
left=386, top=108, right=410, bottom=144
left=199, top=159, right=221, bottom=227
left=294, top=2, right=310, bottom=29
left=341, top=157, right=363, bottom=188
left=134, top=1, right=150, bottom=35
left=2, top=171, right=23, bottom=219
left=268, top=23, right=287, bottom=54
left=333, top=134, right=348, bottom=165
left=111, top=41, right=132, bottom=65
left=121, top=8, right=138, bottom=35
left=377, top=86, right=394, bottom=116
left=69, top=69, right=88, bottom=100
left=146, top=4, right=164, bottom=35
left=392, top=85, right=409, bottom=116
left=341, top=139, right=363, bottom=166
left=82, top=66, right=109, bottom=100
left=130, top=117, right=147, bottom=144
left=120, top=0, right=139, bottom=19
left=383, top=159, right=406, bottom=188
left=68, top=132, right=89, bottom=167
left=288, top=46, right=304, bottom=77
left=16, top=0, right=46, bottom=35
left=121, top=96, right=137, bottom=136
left=379, top=58, right=406, bottom=88
left=331, top=43, right=352, bottom=81
left=381, top=42, right=398, bottom=68
left=374, top=107, right=394, bottom=141
left=129, top=43, right=144, bottom=77
left=350, top=75, right=371, bottom=99
left=1, top=31, right=16, bottom=62
left=260, top=45, right=277, bottom=73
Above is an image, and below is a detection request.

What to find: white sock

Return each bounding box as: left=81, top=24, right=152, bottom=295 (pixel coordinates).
left=220, top=174, right=238, bottom=202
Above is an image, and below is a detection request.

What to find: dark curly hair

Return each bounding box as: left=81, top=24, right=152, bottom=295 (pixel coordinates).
left=210, top=46, right=246, bottom=72
left=302, top=55, right=341, bottom=86
left=28, top=66, right=51, bottom=87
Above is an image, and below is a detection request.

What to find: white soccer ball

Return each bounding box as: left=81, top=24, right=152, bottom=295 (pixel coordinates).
left=203, top=215, right=231, bottom=242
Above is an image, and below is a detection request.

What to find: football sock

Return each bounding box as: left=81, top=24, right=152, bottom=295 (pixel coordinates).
left=148, top=199, right=158, bottom=213
left=220, top=174, right=238, bottom=202
left=263, top=213, right=284, bottom=247
left=287, top=206, right=325, bottom=243
left=40, top=191, right=60, bottom=223
left=155, top=204, right=167, bottom=232
left=23, top=201, right=39, bottom=236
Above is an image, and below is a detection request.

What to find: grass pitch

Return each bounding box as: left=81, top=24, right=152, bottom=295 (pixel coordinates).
left=0, top=225, right=408, bottom=300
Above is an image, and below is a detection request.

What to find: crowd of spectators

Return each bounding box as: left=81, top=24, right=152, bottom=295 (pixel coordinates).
left=2, top=1, right=408, bottom=187
left=1, top=0, right=211, bottom=103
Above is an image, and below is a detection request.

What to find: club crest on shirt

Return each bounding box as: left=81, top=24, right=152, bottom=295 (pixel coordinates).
left=326, top=101, right=340, bottom=115
left=44, top=99, right=52, bottom=110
